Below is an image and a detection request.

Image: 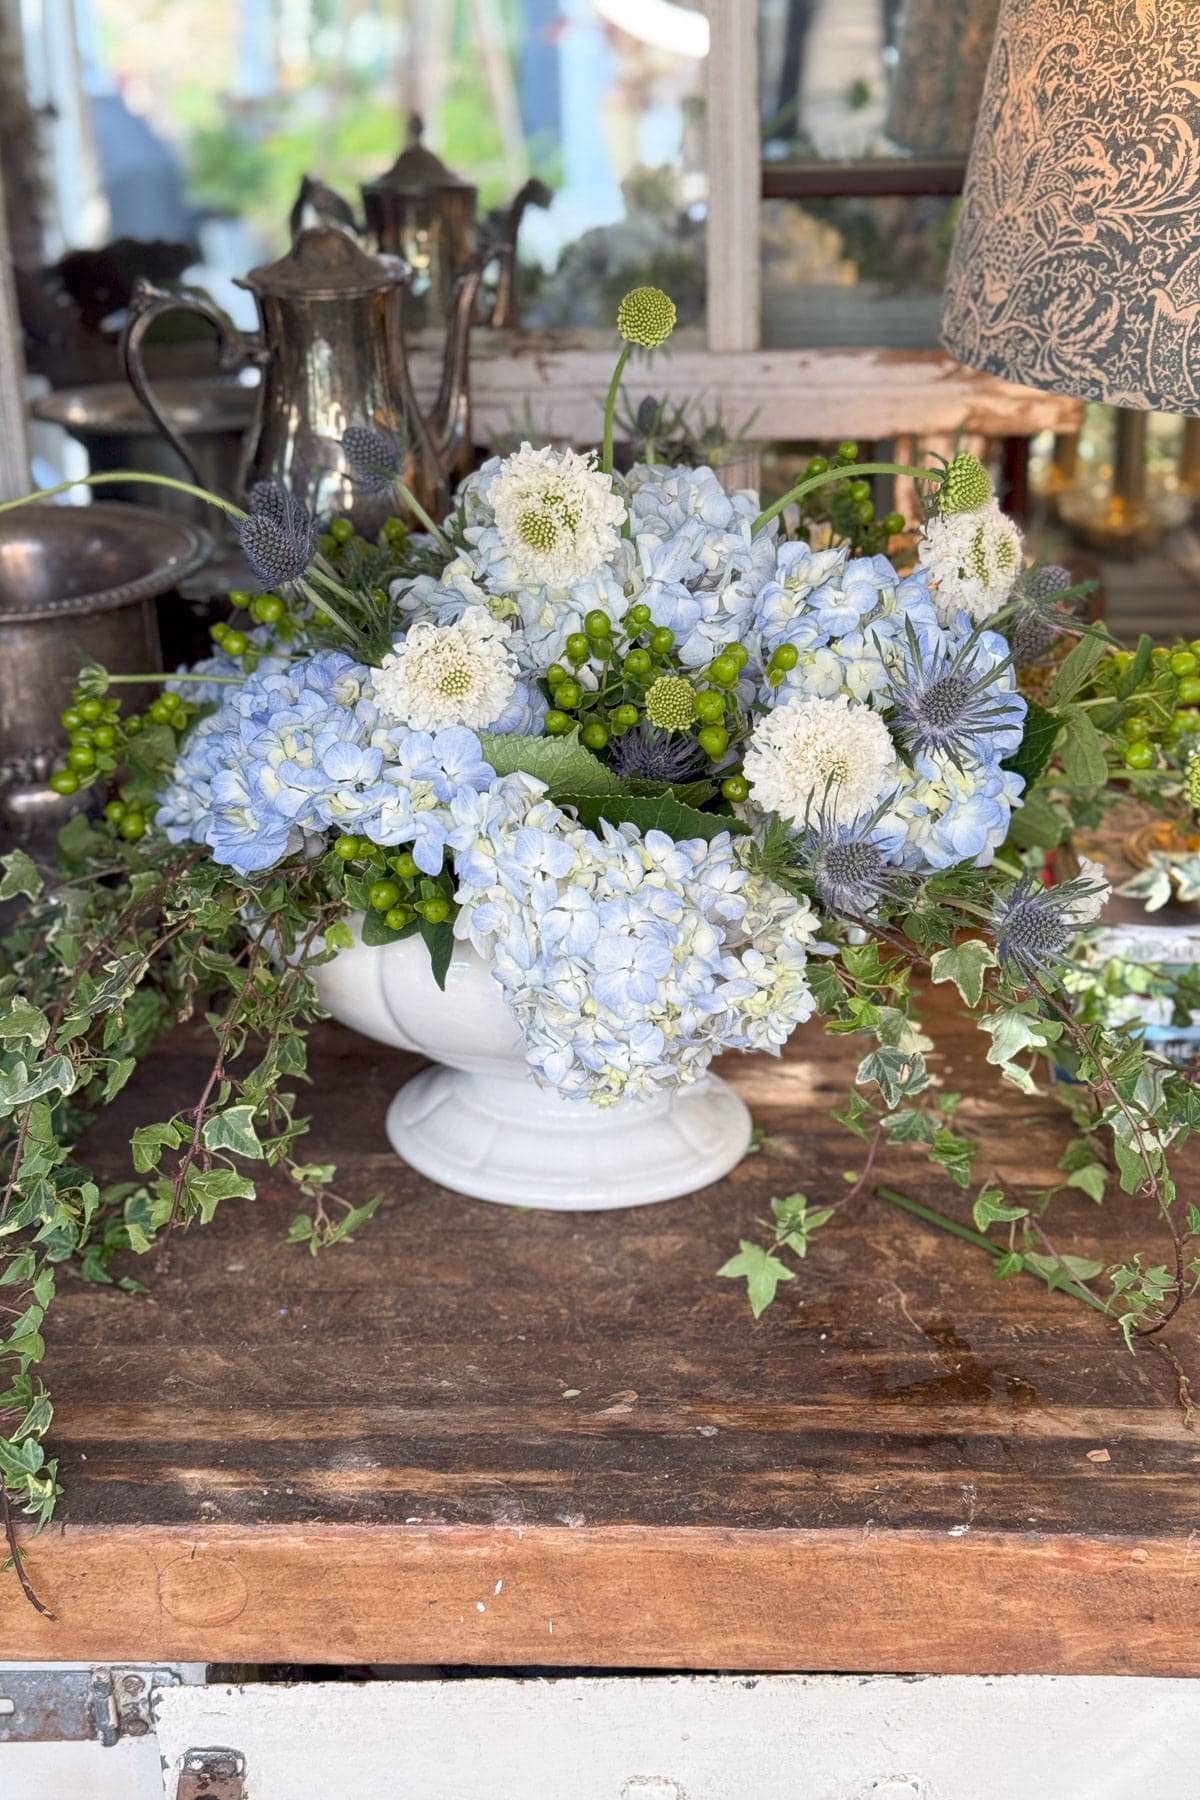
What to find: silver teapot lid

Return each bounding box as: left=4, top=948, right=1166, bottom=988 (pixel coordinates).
left=363, top=113, right=476, bottom=199
left=239, top=226, right=402, bottom=299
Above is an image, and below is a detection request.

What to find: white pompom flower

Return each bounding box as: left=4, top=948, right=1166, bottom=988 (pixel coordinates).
left=743, top=693, right=899, bottom=828
left=919, top=498, right=1023, bottom=625
left=370, top=611, right=518, bottom=733
left=486, top=442, right=626, bottom=587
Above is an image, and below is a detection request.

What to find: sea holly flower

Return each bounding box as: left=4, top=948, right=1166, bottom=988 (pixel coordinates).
left=609, top=723, right=707, bottom=785
left=237, top=481, right=316, bottom=588
left=991, top=860, right=1110, bottom=981
left=888, top=623, right=1025, bottom=768
left=342, top=423, right=405, bottom=492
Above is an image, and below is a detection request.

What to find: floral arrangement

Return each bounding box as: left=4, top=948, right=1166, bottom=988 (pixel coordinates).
left=1, top=288, right=1198, bottom=1594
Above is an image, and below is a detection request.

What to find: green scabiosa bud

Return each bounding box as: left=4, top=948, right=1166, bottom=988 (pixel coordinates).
left=645, top=674, right=698, bottom=732
left=939, top=452, right=993, bottom=515
left=1186, top=747, right=1200, bottom=815
left=617, top=286, right=677, bottom=350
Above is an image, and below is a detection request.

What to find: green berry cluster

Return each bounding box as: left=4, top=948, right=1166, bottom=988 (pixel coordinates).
left=332, top=837, right=452, bottom=932
left=788, top=442, right=906, bottom=557
left=1089, top=639, right=1200, bottom=775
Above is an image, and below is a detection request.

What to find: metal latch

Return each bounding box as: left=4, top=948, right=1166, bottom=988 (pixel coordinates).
left=0, top=1664, right=184, bottom=1743
left=175, top=1746, right=248, bottom=1799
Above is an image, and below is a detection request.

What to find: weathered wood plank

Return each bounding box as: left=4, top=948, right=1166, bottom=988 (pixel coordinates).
left=409, top=334, right=1084, bottom=444
left=0, top=993, right=1194, bottom=1669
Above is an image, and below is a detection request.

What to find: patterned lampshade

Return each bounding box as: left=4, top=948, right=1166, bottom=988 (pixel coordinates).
left=940, top=0, right=1200, bottom=413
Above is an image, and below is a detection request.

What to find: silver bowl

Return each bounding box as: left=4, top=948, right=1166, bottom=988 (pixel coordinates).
left=0, top=504, right=209, bottom=843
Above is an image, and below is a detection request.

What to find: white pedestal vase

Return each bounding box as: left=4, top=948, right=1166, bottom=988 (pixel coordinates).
left=310, top=919, right=752, bottom=1211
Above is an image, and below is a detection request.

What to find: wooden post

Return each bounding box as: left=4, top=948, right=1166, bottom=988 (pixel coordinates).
left=0, top=147, right=31, bottom=501
left=704, top=0, right=761, bottom=493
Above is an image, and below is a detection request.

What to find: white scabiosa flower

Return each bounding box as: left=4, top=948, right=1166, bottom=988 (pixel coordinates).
left=919, top=498, right=1023, bottom=625
left=487, top=442, right=626, bottom=586
left=371, top=612, right=518, bottom=733
left=743, top=693, right=899, bottom=827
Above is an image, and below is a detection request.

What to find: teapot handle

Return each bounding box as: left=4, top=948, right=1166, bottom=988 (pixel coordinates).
left=120, top=281, right=254, bottom=497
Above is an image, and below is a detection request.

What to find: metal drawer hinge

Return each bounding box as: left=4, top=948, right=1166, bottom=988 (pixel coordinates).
left=175, top=1746, right=248, bottom=1799
left=0, top=1664, right=184, bottom=1744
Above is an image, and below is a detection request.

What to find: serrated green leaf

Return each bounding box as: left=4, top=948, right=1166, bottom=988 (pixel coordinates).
left=202, top=1104, right=265, bottom=1160
left=930, top=939, right=998, bottom=1008
left=556, top=790, right=749, bottom=842
left=717, top=1239, right=794, bottom=1318
left=1061, top=708, right=1108, bottom=788
left=1048, top=633, right=1107, bottom=706
left=478, top=728, right=627, bottom=797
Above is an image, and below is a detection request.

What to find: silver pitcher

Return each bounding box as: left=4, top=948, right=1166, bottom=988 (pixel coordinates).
left=121, top=227, right=491, bottom=531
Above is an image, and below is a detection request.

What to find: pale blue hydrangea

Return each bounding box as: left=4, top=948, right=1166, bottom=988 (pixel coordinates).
left=157, top=650, right=495, bottom=878
left=451, top=773, right=820, bottom=1104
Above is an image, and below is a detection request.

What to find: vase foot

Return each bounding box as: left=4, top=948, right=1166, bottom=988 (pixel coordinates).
left=385, top=1064, right=752, bottom=1210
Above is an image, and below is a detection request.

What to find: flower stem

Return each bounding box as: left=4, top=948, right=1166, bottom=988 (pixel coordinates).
left=873, top=1185, right=1109, bottom=1314
left=752, top=462, right=940, bottom=537
left=391, top=481, right=451, bottom=552
left=601, top=344, right=632, bottom=477
left=106, top=671, right=245, bottom=686
left=297, top=577, right=362, bottom=647
left=0, top=472, right=247, bottom=518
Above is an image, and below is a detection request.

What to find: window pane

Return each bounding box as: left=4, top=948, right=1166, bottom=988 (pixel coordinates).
left=72, top=0, right=708, bottom=329
left=760, top=0, right=999, bottom=161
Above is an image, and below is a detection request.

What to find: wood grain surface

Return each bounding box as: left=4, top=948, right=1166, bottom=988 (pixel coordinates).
left=2, top=996, right=1196, bottom=1670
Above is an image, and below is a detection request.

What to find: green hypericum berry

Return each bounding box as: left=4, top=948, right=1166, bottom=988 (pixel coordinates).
left=836, top=440, right=859, bottom=464
left=79, top=698, right=103, bottom=722
left=48, top=769, right=78, bottom=795
left=223, top=630, right=249, bottom=656
left=251, top=593, right=285, bottom=624
left=419, top=895, right=451, bottom=924
left=645, top=675, right=697, bottom=732
left=616, top=285, right=677, bottom=349
left=694, top=689, right=726, bottom=724
left=92, top=725, right=116, bottom=749
left=698, top=724, right=729, bottom=760
left=649, top=626, right=675, bottom=656
left=390, top=851, right=419, bottom=880
left=546, top=663, right=568, bottom=686
left=103, top=800, right=126, bottom=824
left=626, top=603, right=652, bottom=629
left=709, top=654, right=740, bottom=688
left=566, top=633, right=590, bottom=664
left=368, top=879, right=402, bottom=913
left=67, top=744, right=96, bottom=771
left=60, top=707, right=82, bottom=731
left=939, top=451, right=993, bottom=515
left=118, top=811, right=145, bottom=841
left=770, top=643, right=800, bottom=671
left=581, top=721, right=610, bottom=751
left=1186, top=748, right=1200, bottom=814
left=553, top=680, right=583, bottom=710
left=544, top=709, right=572, bottom=736
left=585, top=609, right=612, bottom=639
left=883, top=510, right=906, bottom=536
left=384, top=905, right=414, bottom=930
left=611, top=704, right=639, bottom=732
left=721, top=774, right=750, bottom=803
left=334, top=835, right=360, bottom=860
left=624, top=649, right=653, bottom=679
left=328, top=517, right=354, bottom=544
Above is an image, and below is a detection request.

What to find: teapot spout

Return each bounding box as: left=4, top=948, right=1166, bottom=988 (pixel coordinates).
left=428, top=247, right=504, bottom=486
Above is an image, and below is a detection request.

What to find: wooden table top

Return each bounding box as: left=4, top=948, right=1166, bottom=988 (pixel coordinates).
left=3, top=994, right=1197, bottom=1673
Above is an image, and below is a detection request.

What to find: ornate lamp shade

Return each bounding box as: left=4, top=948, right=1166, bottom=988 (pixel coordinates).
left=940, top=0, right=1200, bottom=412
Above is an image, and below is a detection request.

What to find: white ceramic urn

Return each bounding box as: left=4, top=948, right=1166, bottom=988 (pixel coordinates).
left=311, top=918, right=752, bottom=1211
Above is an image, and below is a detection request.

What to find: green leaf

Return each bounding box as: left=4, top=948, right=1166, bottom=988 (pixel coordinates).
left=0, top=850, right=42, bottom=903
left=183, top=1167, right=256, bottom=1223
left=627, top=778, right=717, bottom=808
left=478, top=728, right=627, bottom=797
left=994, top=1251, right=1025, bottom=1279
left=1048, top=633, right=1107, bottom=706
left=717, top=1240, right=795, bottom=1319
left=202, top=1104, right=265, bottom=1160
left=930, top=939, right=998, bottom=1008
left=971, top=1187, right=1028, bottom=1231
left=131, top=1120, right=183, bottom=1174
left=1002, top=698, right=1061, bottom=790
left=1061, top=708, right=1108, bottom=788
left=323, top=918, right=354, bottom=951
left=287, top=1214, right=313, bottom=1242
left=0, top=1055, right=76, bottom=1115
left=1066, top=1164, right=1107, bottom=1203
left=855, top=1046, right=929, bottom=1108
left=418, top=917, right=455, bottom=991
left=556, top=790, right=749, bottom=842
left=100, top=1057, right=137, bottom=1103
left=360, top=908, right=420, bottom=947
left=0, top=1003, right=50, bottom=1048
left=1006, top=791, right=1067, bottom=851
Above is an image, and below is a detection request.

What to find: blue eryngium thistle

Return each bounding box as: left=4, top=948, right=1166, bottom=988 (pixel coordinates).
left=608, top=723, right=706, bottom=785
left=991, top=869, right=1107, bottom=980
left=237, top=482, right=316, bottom=588
left=343, top=423, right=405, bottom=493
left=1008, top=562, right=1078, bottom=664
left=888, top=621, right=1020, bottom=770
left=790, top=800, right=911, bottom=922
